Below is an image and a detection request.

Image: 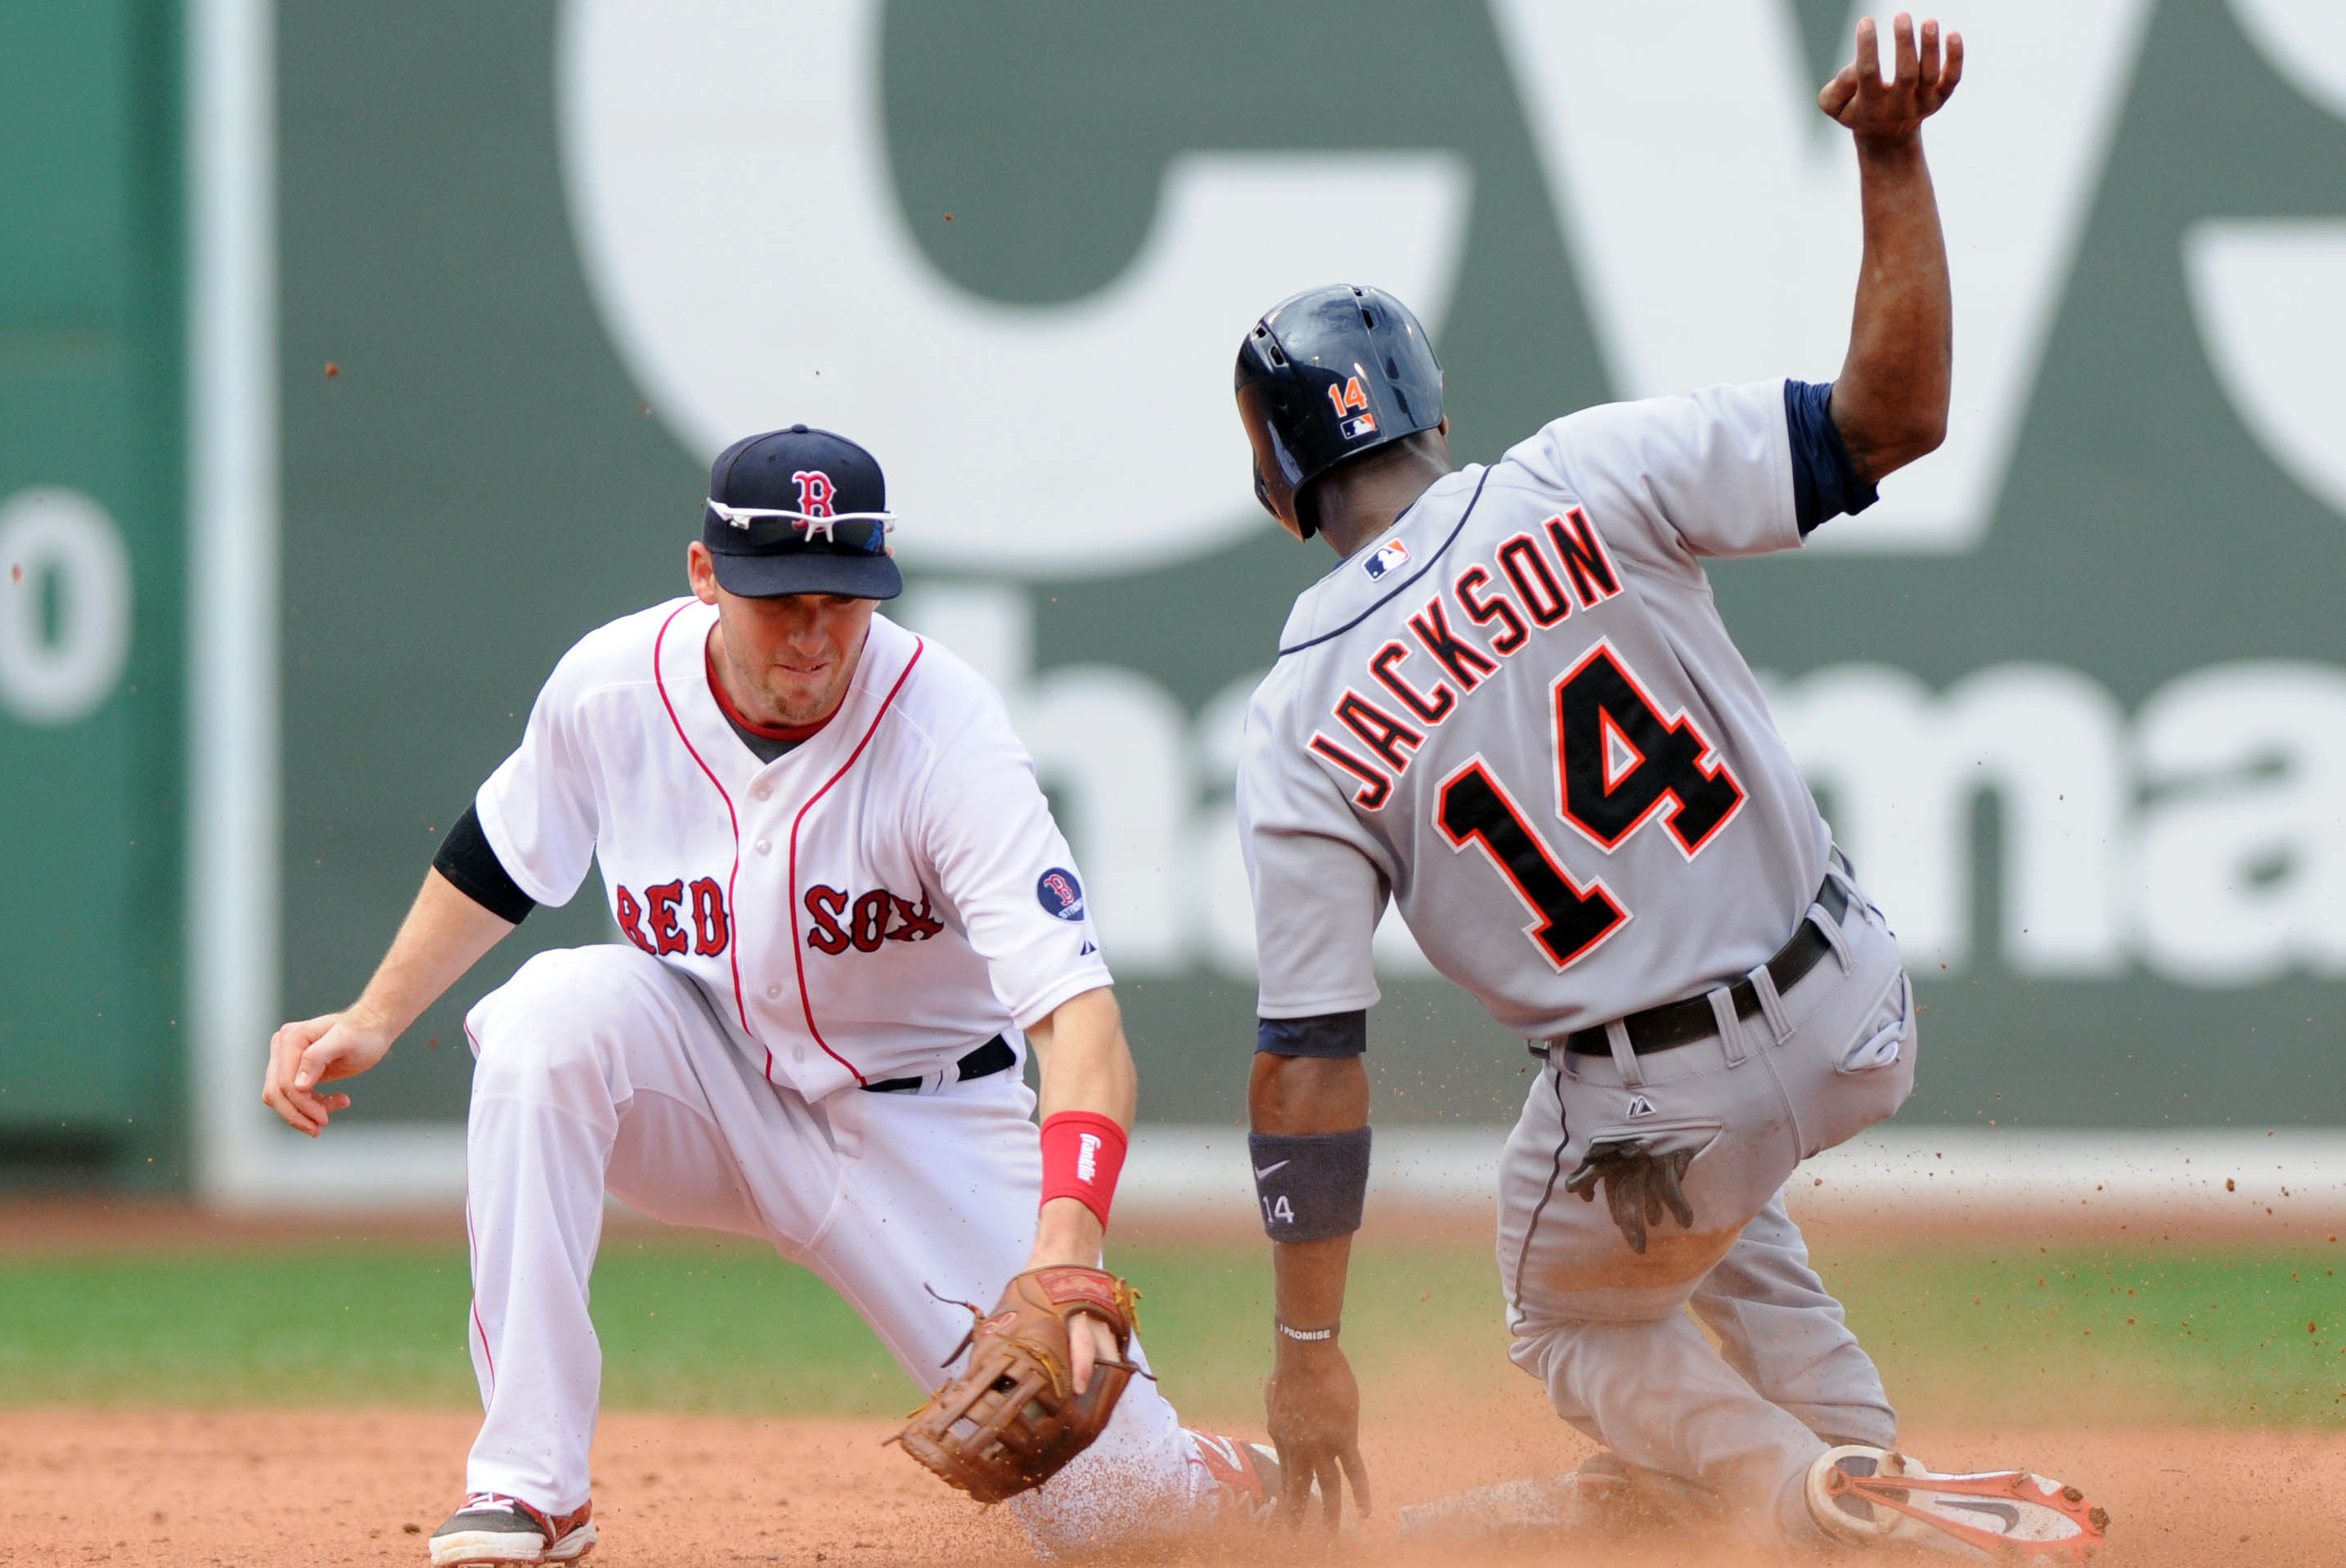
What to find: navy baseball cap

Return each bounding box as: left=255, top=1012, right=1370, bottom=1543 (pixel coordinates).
left=700, top=425, right=903, bottom=600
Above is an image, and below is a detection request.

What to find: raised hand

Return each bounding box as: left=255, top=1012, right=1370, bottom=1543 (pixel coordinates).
left=1818, top=14, right=1963, bottom=146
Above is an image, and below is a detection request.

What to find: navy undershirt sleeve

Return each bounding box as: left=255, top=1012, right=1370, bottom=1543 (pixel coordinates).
left=433, top=803, right=537, bottom=925
left=1784, top=379, right=1879, bottom=536
left=1256, top=1010, right=1368, bottom=1058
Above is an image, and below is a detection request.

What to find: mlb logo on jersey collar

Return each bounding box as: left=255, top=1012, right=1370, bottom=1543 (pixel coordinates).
left=1363, top=539, right=1410, bottom=581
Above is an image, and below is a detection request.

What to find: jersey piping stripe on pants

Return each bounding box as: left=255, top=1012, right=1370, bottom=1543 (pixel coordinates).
left=1506, top=1067, right=1574, bottom=1323
left=651, top=603, right=756, bottom=1054
left=463, top=1185, right=496, bottom=1387
left=785, top=639, right=926, bottom=1087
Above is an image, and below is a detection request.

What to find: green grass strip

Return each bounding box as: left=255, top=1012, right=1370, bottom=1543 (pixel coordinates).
left=0, top=1236, right=2338, bottom=1426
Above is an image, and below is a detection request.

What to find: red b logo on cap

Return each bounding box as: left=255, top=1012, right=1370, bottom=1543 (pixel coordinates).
left=792, top=470, right=837, bottom=518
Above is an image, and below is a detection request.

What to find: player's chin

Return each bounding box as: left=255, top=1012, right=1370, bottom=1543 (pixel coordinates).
left=766, top=667, right=835, bottom=709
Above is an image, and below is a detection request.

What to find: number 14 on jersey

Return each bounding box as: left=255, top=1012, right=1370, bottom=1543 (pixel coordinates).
left=1436, top=640, right=1744, bottom=972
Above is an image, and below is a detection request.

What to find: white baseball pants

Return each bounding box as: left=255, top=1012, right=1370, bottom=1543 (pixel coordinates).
left=1498, top=878, right=1917, bottom=1543
left=460, top=944, right=1203, bottom=1555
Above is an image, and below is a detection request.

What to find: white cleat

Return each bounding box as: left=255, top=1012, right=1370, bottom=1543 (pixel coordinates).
left=1805, top=1445, right=2109, bottom=1562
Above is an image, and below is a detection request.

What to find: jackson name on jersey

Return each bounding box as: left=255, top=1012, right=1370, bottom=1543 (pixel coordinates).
left=1239, top=380, right=1832, bottom=1042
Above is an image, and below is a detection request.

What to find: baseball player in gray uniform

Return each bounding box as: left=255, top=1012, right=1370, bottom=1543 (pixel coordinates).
left=1229, top=18, right=2108, bottom=1559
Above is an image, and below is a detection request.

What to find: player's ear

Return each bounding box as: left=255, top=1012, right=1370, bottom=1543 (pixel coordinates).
left=1423, top=418, right=1455, bottom=468
left=686, top=541, right=721, bottom=605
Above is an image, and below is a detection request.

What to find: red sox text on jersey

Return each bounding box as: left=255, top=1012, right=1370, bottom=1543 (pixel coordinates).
left=474, top=599, right=1109, bottom=1097
left=611, top=878, right=945, bottom=958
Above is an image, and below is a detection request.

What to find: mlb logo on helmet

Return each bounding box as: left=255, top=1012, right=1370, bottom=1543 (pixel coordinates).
left=1328, top=375, right=1378, bottom=442
left=1364, top=539, right=1410, bottom=581
left=1036, top=868, right=1086, bottom=921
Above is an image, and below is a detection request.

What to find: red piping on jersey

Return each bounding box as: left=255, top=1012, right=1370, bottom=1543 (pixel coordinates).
left=787, top=636, right=926, bottom=1087
left=652, top=604, right=757, bottom=1060
left=461, top=1182, right=495, bottom=1388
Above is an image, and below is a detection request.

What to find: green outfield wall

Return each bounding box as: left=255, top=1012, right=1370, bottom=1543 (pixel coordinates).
left=0, top=0, right=182, bottom=1181
left=10, top=0, right=2346, bottom=1188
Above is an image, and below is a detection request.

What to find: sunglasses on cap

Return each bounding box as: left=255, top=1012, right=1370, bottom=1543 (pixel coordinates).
left=704, top=499, right=896, bottom=555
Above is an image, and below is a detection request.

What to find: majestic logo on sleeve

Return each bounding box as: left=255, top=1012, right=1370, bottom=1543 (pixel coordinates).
left=1036, top=868, right=1086, bottom=921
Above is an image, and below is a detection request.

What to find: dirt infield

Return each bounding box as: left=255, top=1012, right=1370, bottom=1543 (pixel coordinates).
left=5, top=1197, right=2338, bottom=1564
left=1, top=1400, right=2331, bottom=1568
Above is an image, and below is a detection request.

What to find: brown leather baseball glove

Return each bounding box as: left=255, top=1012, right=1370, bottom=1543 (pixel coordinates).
left=894, top=1265, right=1141, bottom=1504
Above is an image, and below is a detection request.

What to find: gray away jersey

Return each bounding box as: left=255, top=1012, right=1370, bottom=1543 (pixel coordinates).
left=1239, top=379, right=1831, bottom=1039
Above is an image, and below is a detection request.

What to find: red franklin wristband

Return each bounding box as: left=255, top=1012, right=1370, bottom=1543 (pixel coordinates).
left=1039, top=1111, right=1127, bottom=1229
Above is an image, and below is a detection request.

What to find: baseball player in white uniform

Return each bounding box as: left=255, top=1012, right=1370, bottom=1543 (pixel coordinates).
left=1229, top=20, right=2109, bottom=1560
left=260, top=425, right=1275, bottom=1565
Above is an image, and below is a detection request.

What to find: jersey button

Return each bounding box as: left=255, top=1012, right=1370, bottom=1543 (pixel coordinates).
left=793, top=1045, right=807, bottom=1063
left=766, top=983, right=781, bottom=1000
left=754, top=838, right=771, bottom=855
left=753, top=781, right=773, bottom=801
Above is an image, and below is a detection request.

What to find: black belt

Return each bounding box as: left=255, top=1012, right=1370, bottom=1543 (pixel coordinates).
left=1544, top=877, right=1851, bottom=1060
left=861, top=1034, right=1016, bottom=1094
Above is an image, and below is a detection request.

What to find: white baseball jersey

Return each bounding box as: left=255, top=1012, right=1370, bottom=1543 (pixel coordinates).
left=1239, top=380, right=1830, bottom=1039
left=454, top=597, right=1228, bottom=1551
left=474, top=597, right=1111, bottom=1096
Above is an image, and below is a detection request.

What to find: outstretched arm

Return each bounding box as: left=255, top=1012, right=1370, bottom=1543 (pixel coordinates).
left=1821, top=13, right=1963, bottom=483
left=1022, top=986, right=1139, bottom=1392
left=1022, top=992, right=1139, bottom=1274
left=261, top=868, right=515, bottom=1134
left=1252, top=1050, right=1374, bottom=1525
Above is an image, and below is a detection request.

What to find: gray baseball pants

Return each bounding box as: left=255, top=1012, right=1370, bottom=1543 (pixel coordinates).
left=1496, top=877, right=1917, bottom=1543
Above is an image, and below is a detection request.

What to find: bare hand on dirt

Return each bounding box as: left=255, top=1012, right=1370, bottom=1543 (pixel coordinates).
left=1266, top=1339, right=1371, bottom=1526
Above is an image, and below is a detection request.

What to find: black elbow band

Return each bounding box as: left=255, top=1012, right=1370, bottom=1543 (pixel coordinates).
left=434, top=804, right=537, bottom=925
left=1256, top=1011, right=1366, bottom=1057
left=1248, top=1126, right=1371, bottom=1242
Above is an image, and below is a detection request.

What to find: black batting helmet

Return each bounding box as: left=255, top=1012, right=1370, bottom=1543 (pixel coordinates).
left=1234, top=284, right=1444, bottom=538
